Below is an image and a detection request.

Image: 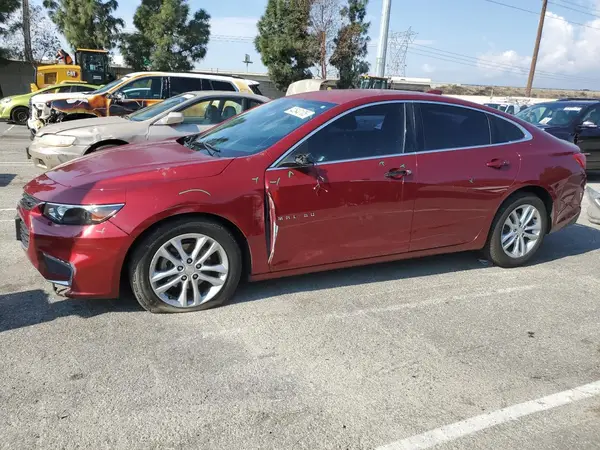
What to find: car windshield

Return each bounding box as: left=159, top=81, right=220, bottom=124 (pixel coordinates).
left=91, top=76, right=131, bottom=95
left=182, top=98, right=336, bottom=157
left=516, top=103, right=584, bottom=127
left=127, top=94, right=195, bottom=121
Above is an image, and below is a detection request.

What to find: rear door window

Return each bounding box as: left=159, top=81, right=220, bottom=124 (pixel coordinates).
left=170, top=77, right=206, bottom=96
left=417, top=103, right=491, bottom=151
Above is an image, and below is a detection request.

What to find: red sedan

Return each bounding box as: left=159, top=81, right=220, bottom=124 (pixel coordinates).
left=16, top=90, right=586, bottom=313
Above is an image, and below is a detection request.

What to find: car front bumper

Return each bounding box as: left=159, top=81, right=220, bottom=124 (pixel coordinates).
left=16, top=200, right=131, bottom=299
left=586, top=186, right=600, bottom=225
left=28, top=140, right=88, bottom=170
left=27, top=118, right=44, bottom=134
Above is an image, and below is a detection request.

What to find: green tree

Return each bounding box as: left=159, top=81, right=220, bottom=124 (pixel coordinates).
left=120, top=0, right=210, bottom=71
left=43, top=0, right=123, bottom=50
left=0, top=0, right=19, bottom=60
left=255, top=0, right=318, bottom=91
left=4, top=5, right=61, bottom=65
left=330, top=0, right=370, bottom=88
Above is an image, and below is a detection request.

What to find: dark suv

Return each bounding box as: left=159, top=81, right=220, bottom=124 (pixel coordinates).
left=516, top=98, right=600, bottom=170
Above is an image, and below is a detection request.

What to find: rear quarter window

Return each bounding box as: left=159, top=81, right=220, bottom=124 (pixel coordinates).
left=210, top=80, right=236, bottom=91
left=488, top=114, right=525, bottom=144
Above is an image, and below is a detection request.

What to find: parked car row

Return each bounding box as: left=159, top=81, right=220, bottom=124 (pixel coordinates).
left=27, top=71, right=262, bottom=136
left=15, top=89, right=587, bottom=314
left=515, top=98, right=600, bottom=170
left=28, top=91, right=269, bottom=169
left=483, top=102, right=529, bottom=115
left=0, top=81, right=100, bottom=125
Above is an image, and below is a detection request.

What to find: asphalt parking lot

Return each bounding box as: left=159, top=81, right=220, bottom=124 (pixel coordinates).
left=1, top=122, right=600, bottom=450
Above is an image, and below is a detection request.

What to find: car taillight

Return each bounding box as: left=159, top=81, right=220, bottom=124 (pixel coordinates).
left=573, top=152, right=586, bottom=170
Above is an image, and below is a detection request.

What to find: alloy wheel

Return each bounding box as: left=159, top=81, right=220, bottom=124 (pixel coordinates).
left=149, top=233, right=229, bottom=308
left=501, top=204, right=542, bottom=259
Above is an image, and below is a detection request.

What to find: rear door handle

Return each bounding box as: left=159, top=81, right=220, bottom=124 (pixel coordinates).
left=486, top=158, right=510, bottom=169
left=385, top=169, right=412, bottom=179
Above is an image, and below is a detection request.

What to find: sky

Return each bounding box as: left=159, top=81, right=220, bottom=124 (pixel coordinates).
left=42, top=0, right=600, bottom=90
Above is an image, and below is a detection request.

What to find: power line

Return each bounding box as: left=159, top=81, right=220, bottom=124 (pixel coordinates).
left=406, top=48, right=593, bottom=85
left=410, top=42, right=598, bottom=83
left=549, top=0, right=600, bottom=19
left=482, top=0, right=600, bottom=31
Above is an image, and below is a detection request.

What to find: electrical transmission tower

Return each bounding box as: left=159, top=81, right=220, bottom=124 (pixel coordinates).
left=386, top=27, right=418, bottom=77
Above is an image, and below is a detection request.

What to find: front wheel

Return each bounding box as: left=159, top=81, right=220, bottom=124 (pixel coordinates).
left=129, top=219, right=242, bottom=313
left=11, top=106, right=29, bottom=125
left=485, top=194, right=548, bottom=267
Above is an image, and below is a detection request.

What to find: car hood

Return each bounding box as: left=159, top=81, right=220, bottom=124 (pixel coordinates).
left=43, top=139, right=233, bottom=190
left=37, top=116, right=132, bottom=136
left=3, top=92, right=30, bottom=103
left=31, top=91, right=92, bottom=105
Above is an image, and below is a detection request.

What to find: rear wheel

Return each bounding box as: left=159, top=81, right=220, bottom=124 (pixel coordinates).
left=485, top=194, right=548, bottom=267
left=129, top=219, right=242, bottom=313
left=11, top=106, right=29, bottom=125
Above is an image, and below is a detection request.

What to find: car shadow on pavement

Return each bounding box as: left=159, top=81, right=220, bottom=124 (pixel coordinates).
left=0, top=289, right=142, bottom=333
left=0, top=174, right=16, bottom=187
left=533, top=223, right=600, bottom=264
left=234, top=223, right=600, bottom=305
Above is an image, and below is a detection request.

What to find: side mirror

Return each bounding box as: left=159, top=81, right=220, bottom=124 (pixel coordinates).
left=156, top=112, right=184, bottom=126
left=579, top=120, right=598, bottom=129
left=280, top=153, right=315, bottom=168
left=107, top=91, right=124, bottom=102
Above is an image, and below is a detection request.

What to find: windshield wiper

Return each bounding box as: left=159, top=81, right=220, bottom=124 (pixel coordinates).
left=183, top=137, right=220, bottom=156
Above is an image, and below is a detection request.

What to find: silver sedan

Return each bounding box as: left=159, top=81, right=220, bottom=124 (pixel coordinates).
left=27, top=91, right=270, bottom=170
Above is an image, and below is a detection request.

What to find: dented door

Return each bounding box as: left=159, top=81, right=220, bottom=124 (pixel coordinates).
left=264, top=154, right=416, bottom=272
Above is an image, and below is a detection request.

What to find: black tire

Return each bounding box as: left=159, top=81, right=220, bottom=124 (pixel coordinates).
left=484, top=193, right=548, bottom=268
left=128, top=218, right=242, bottom=313
left=11, top=106, right=29, bottom=125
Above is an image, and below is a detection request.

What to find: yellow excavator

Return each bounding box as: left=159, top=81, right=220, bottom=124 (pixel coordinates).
left=358, top=75, right=391, bottom=90
left=31, top=48, right=114, bottom=92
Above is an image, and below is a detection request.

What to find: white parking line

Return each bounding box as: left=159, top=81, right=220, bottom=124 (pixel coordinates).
left=377, top=380, right=600, bottom=450
left=0, top=208, right=15, bottom=211
left=0, top=125, right=15, bottom=136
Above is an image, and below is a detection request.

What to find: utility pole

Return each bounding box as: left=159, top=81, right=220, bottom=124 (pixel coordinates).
left=375, top=0, right=392, bottom=77
left=526, top=0, right=548, bottom=97
left=22, top=0, right=34, bottom=65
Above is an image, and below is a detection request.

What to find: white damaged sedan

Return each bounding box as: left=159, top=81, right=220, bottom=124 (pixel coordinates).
left=27, top=91, right=269, bottom=170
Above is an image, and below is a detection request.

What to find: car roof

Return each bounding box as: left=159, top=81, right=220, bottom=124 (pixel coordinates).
left=123, top=71, right=258, bottom=84
left=289, top=89, right=500, bottom=109
left=185, top=91, right=270, bottom=102
left=534, top=100, right=599, bottom=108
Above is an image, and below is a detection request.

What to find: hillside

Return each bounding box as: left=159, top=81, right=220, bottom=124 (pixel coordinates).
left=436, top=84, right=600, bottom=99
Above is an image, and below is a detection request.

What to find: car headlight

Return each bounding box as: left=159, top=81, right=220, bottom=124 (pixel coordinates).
left=42, top=203, right=124, bottom=225
left=38, top=134, right=77, bottom=147
left=0, top=97, right=12, bottom=104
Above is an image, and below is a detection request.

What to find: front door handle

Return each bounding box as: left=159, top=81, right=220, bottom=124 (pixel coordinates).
left=486, top=158, right=510, bottom=169
left=385, top=168, right=412, bottom=179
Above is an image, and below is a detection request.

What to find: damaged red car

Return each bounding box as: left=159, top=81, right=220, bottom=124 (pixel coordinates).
left=16, top=90, right=586, bottom=313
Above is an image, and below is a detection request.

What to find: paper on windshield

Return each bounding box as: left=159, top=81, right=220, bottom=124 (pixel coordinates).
left=284, top=106, right=315, bottom=120
left=540, top=117, right=552, bottom=124
left=564, top=107, right=582, bottom=111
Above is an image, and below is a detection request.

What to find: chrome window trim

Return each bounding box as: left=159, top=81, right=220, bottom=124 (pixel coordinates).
left=267, top=99, right=533, bottom=171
